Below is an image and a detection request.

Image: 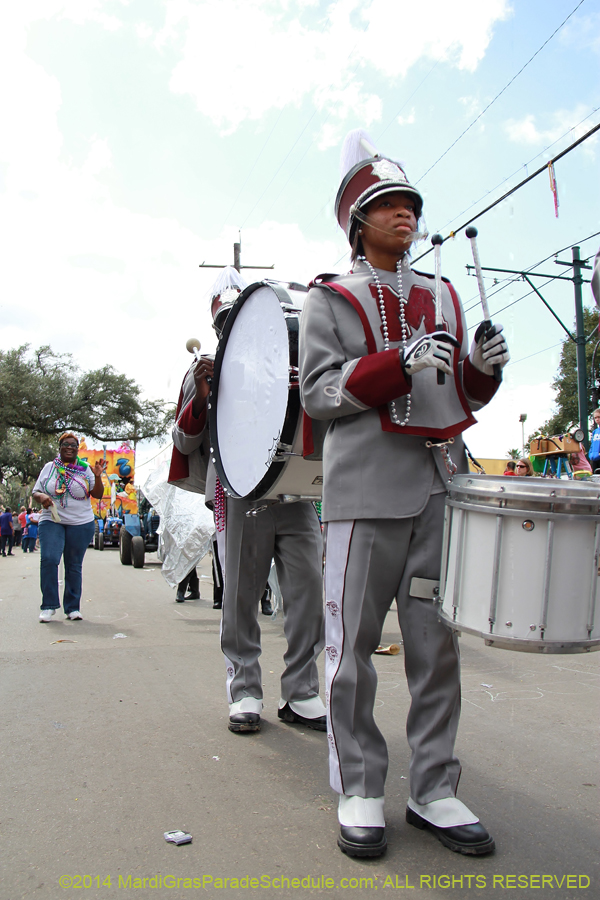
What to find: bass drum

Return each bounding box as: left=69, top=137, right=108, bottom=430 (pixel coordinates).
left=439, top=474, right=600, bottom=653
left=208, top=281, right=323, bottom=502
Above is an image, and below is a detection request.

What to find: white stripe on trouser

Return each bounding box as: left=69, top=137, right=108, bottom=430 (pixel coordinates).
left=324, top=520, right=354, bottom=795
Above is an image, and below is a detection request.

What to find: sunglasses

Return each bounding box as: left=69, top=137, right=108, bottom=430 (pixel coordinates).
left=60, top=442, right=79, bottom=449
left=516, top=464, right=527, bottom=469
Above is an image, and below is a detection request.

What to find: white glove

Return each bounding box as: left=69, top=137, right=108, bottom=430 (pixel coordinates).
left=402, top=331, right=460, bottom=376
left=470, top=322, right=510, bottom=377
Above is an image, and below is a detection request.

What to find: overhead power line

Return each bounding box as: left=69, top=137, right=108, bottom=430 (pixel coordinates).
left=413, top=121, right=600, bottom=265
left=135, top=442, right=173, bottom=470
left=438, top=104, right=600, bottom=234
left=463, top=228, right=600, bottom=319
left=230, top=13, right=373, bottom=232
left=415, top=0, right=588, bottom=183
left=217, top=110, right=286, bottom=235
left=375, top=60, right=440, bottom=144
left=507, top=340, right=564, bottom=368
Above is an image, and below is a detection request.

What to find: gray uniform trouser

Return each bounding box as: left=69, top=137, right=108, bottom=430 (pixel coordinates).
left=220, top=499, right=325, bottom=705
left=325, top=493, right=461, bottom=804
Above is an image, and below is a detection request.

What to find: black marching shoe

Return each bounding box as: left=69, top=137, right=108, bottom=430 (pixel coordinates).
left=338, top=826, right=387, bottom=858
left=277, top=702, right=327, bottom=732
left=213, top=599, right=222, bottom=609
left=185, top=591, right=200, bottom=600
left=406, top=806, right=495, bottom=855
left=175, top=591, right=186, bottom=602
left=228, top=713, right=261, bottom=733
left=260, top=596, right=273, bottom=616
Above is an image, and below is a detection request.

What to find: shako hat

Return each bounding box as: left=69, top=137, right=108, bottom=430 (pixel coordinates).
left=335, top=129, right=423, bottom=241
left=209, top=265, right=248, bottom=333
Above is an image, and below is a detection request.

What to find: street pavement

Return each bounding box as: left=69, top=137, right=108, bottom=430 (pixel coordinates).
left=0, top=544, right=598, bottom=900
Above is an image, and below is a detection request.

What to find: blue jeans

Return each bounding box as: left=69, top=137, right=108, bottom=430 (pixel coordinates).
left=39, top=520, right=95, bottom=614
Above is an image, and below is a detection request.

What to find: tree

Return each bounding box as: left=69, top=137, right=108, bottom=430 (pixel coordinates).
left=0, top=345, right=175, bottom=500
left=0, top=431, right=59, bottom=508
left=0, top=345, right=174, bottom=442
left=506, top=448, right=520, bottom=460
left=538, top=307, right=600, bottom=436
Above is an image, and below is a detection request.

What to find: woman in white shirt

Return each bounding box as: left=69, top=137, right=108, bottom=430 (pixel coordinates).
left=32, top=433, right=106, bottom=622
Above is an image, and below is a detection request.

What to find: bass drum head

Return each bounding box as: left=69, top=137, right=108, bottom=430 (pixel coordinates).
left=212, top=283, right=293, bottom=499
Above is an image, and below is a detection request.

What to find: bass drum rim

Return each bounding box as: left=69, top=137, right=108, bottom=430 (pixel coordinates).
left=208, top=281, right=301, bottom=501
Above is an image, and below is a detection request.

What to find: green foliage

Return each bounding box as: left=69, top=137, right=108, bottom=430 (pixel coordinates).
left=0, top=345, right=175, bottom=496
left=539, top=307, right=600, bottom=436
left=506, top=448, right=520, bottom=460
left=0, top=432, right=56, bottom=506
left=0, top=345, right=174, bottom=442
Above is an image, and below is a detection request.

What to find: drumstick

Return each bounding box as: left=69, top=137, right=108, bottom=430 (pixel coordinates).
left=186, top=337, right=202, bottom=362
left=465, top=226, right=502, bottom=383
left=431, top=233, right=446, bottom=385
left=186, top=337, right=214, bottom=386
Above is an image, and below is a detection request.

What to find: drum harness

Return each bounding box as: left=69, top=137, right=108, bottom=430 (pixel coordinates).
left=425, top=438, right=457, bottom=477
left=424, top=438, right=486, bottom=478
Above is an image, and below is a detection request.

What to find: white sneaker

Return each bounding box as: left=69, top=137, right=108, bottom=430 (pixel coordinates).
left=39, top=609, right=56, bottom=622
left=68, top=611, right=83, bottom=620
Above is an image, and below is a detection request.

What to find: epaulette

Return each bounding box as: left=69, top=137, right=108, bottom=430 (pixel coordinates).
left=412, top=268, right=452, bottom=284
left=309, top=273, right=341, bottom=287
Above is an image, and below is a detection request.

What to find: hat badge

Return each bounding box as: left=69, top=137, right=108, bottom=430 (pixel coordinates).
left=371, top=159, right=407, bottom=182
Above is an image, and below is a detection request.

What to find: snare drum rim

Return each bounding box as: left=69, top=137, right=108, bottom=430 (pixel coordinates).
left=446, top=497, right=600, bottom=523
left=437, top=609, right=600, bottom=653
left=448, top=473, right=600, bottom=514
left=208, top=281, right=303, bottom=501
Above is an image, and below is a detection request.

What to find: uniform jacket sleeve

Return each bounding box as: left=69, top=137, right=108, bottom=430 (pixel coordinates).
left=172, top=368, right=207, bottom=456
left=168, top=368, right=211, bottom=495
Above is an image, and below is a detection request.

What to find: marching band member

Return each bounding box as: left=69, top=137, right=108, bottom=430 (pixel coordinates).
left=169, top=267, right=326, bottom=735
left=299, top=132, right=509, bottom=858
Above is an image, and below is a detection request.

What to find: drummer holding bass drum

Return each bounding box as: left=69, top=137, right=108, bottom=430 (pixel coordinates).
left=169, top=267, right=326, bottom=736
left=299, top=131, right=510, bottom=859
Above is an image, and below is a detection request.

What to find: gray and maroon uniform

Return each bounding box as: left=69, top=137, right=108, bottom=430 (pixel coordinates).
left=169, top=366, right=324, bottom=709
left=299, top=257, right=500, bottom=803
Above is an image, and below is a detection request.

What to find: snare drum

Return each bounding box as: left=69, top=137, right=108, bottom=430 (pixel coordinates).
left=439, top=474, right=600, bottom=653
left=208, top=281, right=323, bottom=502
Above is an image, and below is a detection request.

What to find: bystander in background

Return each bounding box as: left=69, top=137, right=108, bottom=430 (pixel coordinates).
left=0, top=507, right=14, bottom=556
left=12, top=510, right=22, bottom=547
left=515, top=458, right=534, bottom=476
left=32, top=433, right=106, bottom=622
left=588, top=409, right=600, bottom=473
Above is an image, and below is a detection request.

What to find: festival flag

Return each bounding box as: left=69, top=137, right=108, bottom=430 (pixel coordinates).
left=548, top=161, right=559, bottom=218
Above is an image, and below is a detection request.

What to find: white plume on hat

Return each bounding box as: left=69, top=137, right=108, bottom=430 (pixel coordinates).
left=208, top=265, right=248, bottom=301
left=339, top=129, right=380, bottom=179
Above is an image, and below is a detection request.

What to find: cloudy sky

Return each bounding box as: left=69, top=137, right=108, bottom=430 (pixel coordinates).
left=1, top=0, right=599, bottom=471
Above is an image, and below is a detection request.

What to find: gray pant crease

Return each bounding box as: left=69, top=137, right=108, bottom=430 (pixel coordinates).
left=327, top=494, right=461, bottom=803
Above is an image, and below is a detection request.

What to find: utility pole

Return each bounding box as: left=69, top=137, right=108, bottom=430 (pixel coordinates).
left=555, top=246, right=591, bottom=447
left=519, top=413, right=527, bottom=455
left=199, top=233, right=274, bottom=274
left=466, top=247, right=593, bottom=447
